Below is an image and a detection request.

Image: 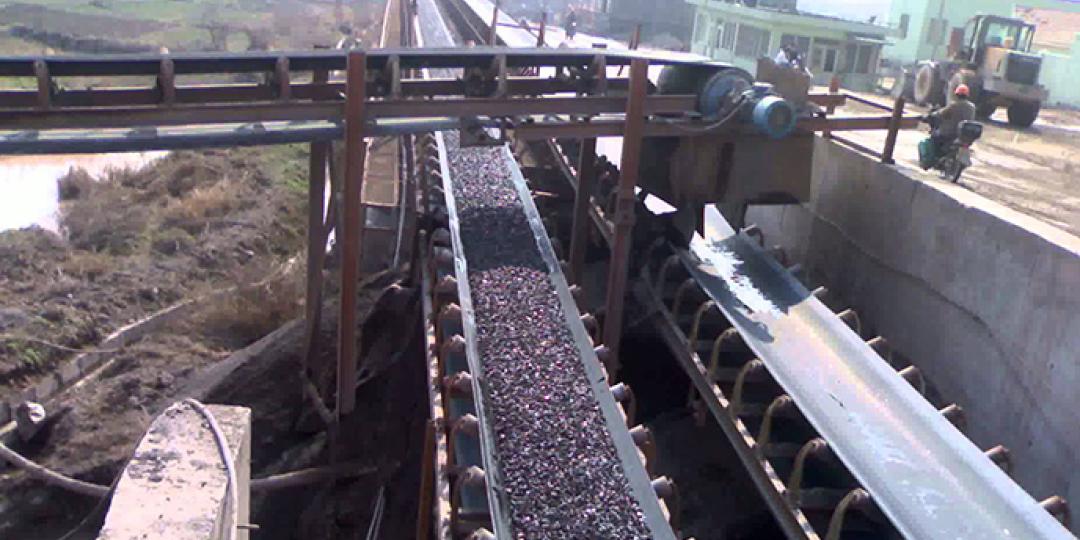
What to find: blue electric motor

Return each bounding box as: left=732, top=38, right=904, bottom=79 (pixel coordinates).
left=751, top=94, right=797, bottom=139
left=680, top=67, right=797, bottom=139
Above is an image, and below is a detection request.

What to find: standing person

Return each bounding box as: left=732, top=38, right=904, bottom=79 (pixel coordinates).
left=774, top=44, right=796, bottom=67
left=565, top=7, right=578, bottom=40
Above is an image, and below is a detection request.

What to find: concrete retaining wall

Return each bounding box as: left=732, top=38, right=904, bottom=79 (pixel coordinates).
left=746, top=136, right=1080, bottom=531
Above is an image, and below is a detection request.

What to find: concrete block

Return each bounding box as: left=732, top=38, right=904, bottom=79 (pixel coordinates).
left=77, top=351, right=100, bottom=372
left=34, top=373, right=59, bottom=403
left=58, top=358, right=82, bottom=387
left=97, top=402, right=251, bottom=540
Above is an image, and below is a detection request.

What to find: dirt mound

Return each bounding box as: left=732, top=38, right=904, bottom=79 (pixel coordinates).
left=0, top=227, right=68, bottom=288
left=0, top=145, right=308, bottom=393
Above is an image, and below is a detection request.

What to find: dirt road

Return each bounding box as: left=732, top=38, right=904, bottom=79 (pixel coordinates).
left=838, top=93, right=1079, bottom=237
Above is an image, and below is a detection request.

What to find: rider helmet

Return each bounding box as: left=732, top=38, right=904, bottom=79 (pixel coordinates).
left=954, top=84, right=970, bottom=98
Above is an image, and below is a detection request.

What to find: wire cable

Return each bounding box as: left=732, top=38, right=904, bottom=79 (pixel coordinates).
left=183, top=398, right=239, bottom=540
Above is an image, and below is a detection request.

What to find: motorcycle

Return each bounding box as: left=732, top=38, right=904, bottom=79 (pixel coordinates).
left=919, top=113, right=984, bottom=183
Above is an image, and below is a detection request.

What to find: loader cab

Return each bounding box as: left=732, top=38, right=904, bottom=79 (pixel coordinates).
left=958, top=16, right=1035, bottom=67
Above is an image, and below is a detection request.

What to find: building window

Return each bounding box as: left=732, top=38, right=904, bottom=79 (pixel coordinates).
left=812, top=38, right=841, bottom=73
left=694, top=13, right=711, bottom=44
left=899, top=14, right=911, bottom=39
left=840, top=43, right=877, bottom=74
left=856, top=44, right=875, bottom=73
left=715, top=20, right=725, bottom=50
left=844, top=44, right=858, bottom=72
left=722, top=22, right=737, bottom=50
left=735, top=25, right=771, bottom=59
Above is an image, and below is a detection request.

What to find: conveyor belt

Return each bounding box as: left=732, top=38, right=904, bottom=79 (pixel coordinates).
left=654, top=209, right=1074, bottom=539
left=416, top=0, right=675, bottom=537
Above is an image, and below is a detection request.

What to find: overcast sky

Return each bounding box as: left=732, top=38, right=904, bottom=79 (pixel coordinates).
left=798, top=0, right=892, bottom=22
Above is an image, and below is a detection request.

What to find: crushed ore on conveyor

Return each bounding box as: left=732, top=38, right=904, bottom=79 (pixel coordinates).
left=445, top=132, right=652, bottom=539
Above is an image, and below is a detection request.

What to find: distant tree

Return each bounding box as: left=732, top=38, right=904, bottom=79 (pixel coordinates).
left=199, top=5, right=229, bottom=51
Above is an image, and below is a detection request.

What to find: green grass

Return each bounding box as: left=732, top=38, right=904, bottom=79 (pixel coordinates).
left=258, top=144, right=313, bottom=196
left=0, top=0, right=249, bottom=23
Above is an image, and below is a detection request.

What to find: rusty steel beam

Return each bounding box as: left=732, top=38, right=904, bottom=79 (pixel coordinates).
left=302, top=68, right=332, bottom=383
left=0, top=77, right=638, bottom=110
left=0, top=47, right=710, bottom=77
left=0, top=113, right=921, bottom=156
left=369, top=94, right=695, bottom=119
left=843, top=92, right=898, bottom=111
left=0, top=101, right=342, bottom=130
left=568, top=137, right=597, bottom=285
left=337, top=51, right=368, bottom=419
left=881, top=96, right=906, bottom=165
left=807, top=93, right=847, bottom=108
left=303, top=141, right=329, bottom=375
left=601, top=59, right=648, bottom=380
left=511, top=115, right=920, bottom=140
left=0, top=94, right=695, bottom=131
left=536, top=11, right=547, bottom=47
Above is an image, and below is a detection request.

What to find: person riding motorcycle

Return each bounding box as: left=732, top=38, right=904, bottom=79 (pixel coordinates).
left=926, top=84, right=976, bottom=158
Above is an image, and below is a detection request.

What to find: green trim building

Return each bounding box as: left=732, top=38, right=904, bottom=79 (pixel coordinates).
left=686, top=0, right=898, bottom=91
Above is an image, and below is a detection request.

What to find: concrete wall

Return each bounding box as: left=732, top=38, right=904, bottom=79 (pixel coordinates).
left=745, top=137, right=1080, bottom=531
left=97, top=403, right=252, bottom=540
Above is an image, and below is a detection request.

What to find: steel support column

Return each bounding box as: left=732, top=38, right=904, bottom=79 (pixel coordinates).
left=337, top=51, right=368, bottom=419
left=601, top=59, right=648, bottom=380
left=537, top=11, right=547, bottom=47
left=488, top=0, right=500, bottom=46
left=568, top=137, right=597, bottom=285
left=303, top=141, right=328, bottom=375
left=303, top=68, right=332, bottom=380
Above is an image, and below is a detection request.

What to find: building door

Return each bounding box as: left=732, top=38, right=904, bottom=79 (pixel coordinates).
left=812, top=39, right=841, bottom=73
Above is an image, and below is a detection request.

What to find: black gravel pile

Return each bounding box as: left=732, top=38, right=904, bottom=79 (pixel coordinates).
left=444, top=132, right=653, bottom=539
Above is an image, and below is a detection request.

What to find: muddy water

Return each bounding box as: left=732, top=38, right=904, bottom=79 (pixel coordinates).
left=0, top=152, right=165, bottom=232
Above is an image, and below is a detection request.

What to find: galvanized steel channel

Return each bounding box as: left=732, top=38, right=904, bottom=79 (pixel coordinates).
left=674, top=210, right=1074, bottom=540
